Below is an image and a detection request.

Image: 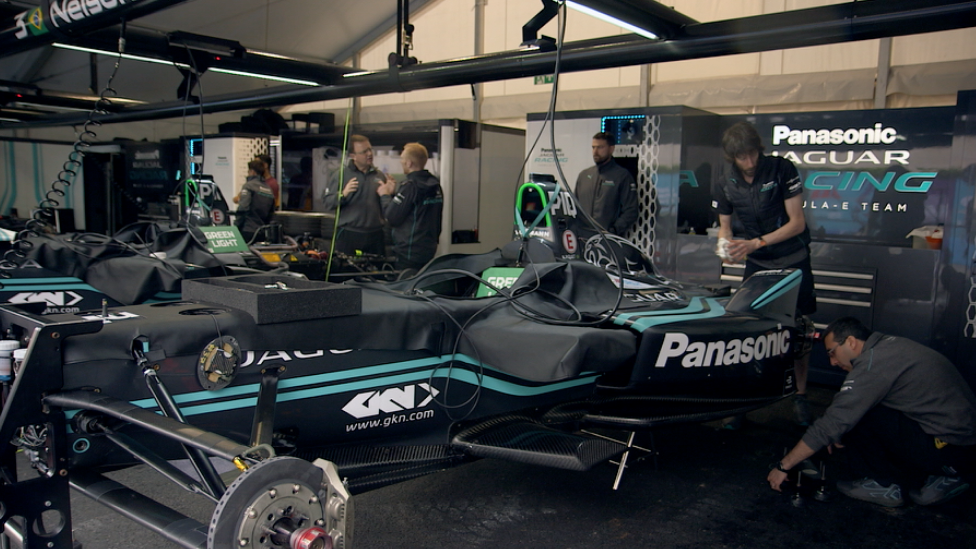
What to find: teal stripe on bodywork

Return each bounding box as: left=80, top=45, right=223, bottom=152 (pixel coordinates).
left=614, top=297, right=726, bottom=332
left=613, top=297, right=706, bottom=325
left=131, top=355, right=453, bottom=408
left=144, top=292, right=182, bottom=303
left=122, top=354, right=599, bottom=417
left=3, top=278, right=86, bottom=285
left=178, top=369, right=599, bottom=416
left=750, top=270, right=802, bottom=310
left=2, top=283, right=102, bottom=293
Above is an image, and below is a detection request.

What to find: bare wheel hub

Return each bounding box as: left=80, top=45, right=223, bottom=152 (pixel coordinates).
left=208, top=457, right=351, bottom=549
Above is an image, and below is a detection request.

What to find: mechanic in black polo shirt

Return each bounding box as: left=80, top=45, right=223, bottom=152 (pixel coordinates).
left=236, top=159, right=276, bottom=243
left=377, top=142, right=443, bottom=272
left=574, top=132, right=639, bottom=236
left=712, top=121, right=816, bottom=426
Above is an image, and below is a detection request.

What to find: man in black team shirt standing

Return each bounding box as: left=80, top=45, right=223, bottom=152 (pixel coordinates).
left=712, top=121, right=817, bottom=427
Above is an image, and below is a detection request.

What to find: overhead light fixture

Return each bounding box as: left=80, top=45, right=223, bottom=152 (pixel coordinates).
left=246, top=49, right=296, bottom=61
left=561, top=0, right=697, bottom=41
left=208, top=68, right=318, bottom=86
left=54, top=43, right=318, bottom=86
left=168, top=31, right=244, bottom=57
left=342, top=70, right=375, bottom=78
left=565, top=1, right=657, bottom=39
left=53, top=43, right=190, bottom=68
left=13, top=102, right=95, bottom=113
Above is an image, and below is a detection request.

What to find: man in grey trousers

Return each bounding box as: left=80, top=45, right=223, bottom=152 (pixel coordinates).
left=766, top=317, right=976, bottom=507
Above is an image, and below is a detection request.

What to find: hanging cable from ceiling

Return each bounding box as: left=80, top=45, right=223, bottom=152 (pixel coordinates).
left=0, top=19, right=133, bottom=281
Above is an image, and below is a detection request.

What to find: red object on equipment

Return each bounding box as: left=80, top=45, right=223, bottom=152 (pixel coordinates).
left=291, top=527, right=332, bottom=549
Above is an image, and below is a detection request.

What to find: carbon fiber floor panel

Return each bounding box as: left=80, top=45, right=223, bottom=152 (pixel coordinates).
left=453, top=420, right=626, bottom=471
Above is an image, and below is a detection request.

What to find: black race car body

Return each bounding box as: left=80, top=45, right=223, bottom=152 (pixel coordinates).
left=0, top=244, right=802, bottom=549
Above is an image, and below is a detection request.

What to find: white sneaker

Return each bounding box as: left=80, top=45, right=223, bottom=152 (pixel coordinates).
left=836, top=478, right=904, bottom=507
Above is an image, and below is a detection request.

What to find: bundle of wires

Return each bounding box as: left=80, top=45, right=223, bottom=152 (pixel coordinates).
left=0, top=22, right=237, bottom=286
left=361, top=1, right=632, bottom=421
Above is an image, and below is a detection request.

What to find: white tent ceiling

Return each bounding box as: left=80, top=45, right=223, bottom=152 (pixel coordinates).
left=0, top=0, right=425, bottom=105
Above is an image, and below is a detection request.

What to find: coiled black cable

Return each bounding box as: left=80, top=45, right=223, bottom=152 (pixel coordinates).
left=0, top=20, right=130, bottom=281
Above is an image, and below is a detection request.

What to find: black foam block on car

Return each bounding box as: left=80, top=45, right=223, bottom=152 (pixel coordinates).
left=182, top=275, right=360, bottom=324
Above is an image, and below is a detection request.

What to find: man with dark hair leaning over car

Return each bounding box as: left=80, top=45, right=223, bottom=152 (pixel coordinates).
left=713, top=120, right=816, bottom=427
left=767, top=317, right=976, bottom=507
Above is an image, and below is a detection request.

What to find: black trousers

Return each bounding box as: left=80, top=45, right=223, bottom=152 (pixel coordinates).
left=843, top=405, right=975, bottom=488
left=334, top=227, right=385, bottom=256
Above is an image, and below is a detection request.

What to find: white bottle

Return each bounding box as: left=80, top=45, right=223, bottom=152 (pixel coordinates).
left=12, top=348, right=26, bottom=375
left=0, top=340, right=20, bottom=381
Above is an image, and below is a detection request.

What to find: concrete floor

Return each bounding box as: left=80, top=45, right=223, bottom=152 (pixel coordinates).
left=27, top=386, right=976, bottom=548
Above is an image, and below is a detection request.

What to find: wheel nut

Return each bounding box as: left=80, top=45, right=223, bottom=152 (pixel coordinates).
left=269, top=488, right=277, bottom=498
left=293, top=484, right=301, bottom=493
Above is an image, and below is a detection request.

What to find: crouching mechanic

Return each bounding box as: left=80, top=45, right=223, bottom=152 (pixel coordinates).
left=377, top=142, right=444, bottom=271
left=767, top=317, right=976, bottom=507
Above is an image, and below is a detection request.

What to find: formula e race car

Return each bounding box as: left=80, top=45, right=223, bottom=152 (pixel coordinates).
left=0, top=219, right=401, bottom=317
left=0, top=229, right=803, bottom=548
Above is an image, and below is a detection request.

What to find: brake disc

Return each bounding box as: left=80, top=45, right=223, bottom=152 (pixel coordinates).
left=208, top=457, right=351, bottom=549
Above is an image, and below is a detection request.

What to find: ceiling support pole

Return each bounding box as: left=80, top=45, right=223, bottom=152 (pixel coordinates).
left=473, top=0, right=487, bottom=124
left=875, top=37, right=892, bottom=109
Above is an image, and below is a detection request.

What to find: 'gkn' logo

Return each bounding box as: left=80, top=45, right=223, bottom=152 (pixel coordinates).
left=8, top=291, right=83, bottom=307
left=342, top=383, right=440, bottom=419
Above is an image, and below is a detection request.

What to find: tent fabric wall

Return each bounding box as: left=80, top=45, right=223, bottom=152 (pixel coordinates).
left=344, top=0, right=976, bottom=124
left=0, top=141, right=84, bottom=228
left=4, top=0, right=976, bottom=143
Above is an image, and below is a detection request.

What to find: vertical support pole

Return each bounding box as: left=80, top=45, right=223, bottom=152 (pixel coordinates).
left=875, top=37, right=892, bottom=110
left=105, top=153, right=115, bottom=235
left=473, top=0, right=487, bottom=124
left=352, top=52, right=362, bottom=127
left=639, top=64, right=650, bottom=107
left=438, top=122, right=455, bottom=255
left=396, top=0, right=403, bottom=63
left=89, top=52, right=99, bottom=95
